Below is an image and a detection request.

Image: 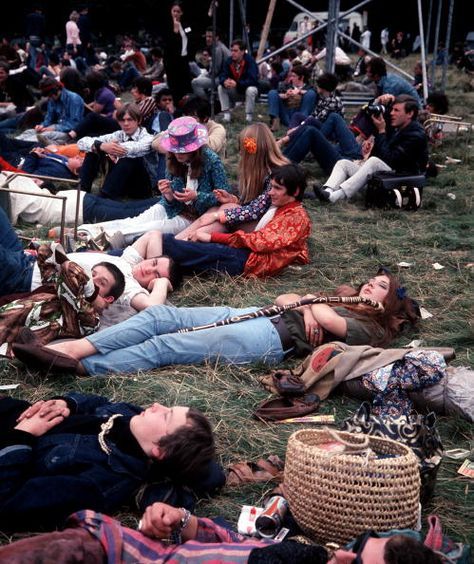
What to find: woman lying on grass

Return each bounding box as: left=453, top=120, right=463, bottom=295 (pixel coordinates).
left=13, top=269, right=419, bottom=376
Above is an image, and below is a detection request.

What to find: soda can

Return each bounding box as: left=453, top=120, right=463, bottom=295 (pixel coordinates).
left=255, top=495, right=288, bottom=538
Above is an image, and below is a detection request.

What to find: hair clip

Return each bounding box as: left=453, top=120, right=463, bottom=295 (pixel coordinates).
left=242, top=137, right=257, bottom=154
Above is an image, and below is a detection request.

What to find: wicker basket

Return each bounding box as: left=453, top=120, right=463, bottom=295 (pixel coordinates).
left=284, top=428, right=421, bottom=545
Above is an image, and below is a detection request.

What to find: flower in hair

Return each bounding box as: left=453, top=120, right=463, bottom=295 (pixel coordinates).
left=396, top=287, right=407, bottom=300
left=243, top=137, right=257, bottom=154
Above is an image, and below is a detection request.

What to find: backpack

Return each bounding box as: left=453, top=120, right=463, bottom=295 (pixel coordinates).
left=366, top=171, right=426, bottom=210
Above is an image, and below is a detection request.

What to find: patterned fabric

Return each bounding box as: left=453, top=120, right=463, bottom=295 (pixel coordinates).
left=223, top=176, right=272, bottom=226
left=68, top=510, right=271, bottom=564
left=0, top=244, right=99, bottom=357
left=211, top=201, right=311, bottom=278
left=362, top=350, right=447, bottom=417
left=137, top=96, right=157, bottom=123
left=161, top=146, right=230, bottom=219
left=77, top=126, right=153, bottom=158
left=312, top=93, right=344, bottom=122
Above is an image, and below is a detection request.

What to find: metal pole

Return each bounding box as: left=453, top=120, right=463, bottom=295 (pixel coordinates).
left=441, top=0, right=454, bottom=92
left=417, top=0, right=429, bottom=102
left=229, top=0, right=234, bottom=44
left=326, top=0, right=340, bottom=74
left=425, top=0, right=433, bottom=53
left=237, top=0, right=251, bottom=52
left=430, top=0, right=443, bottom=89
left=210, top=0, right=217, bottom=119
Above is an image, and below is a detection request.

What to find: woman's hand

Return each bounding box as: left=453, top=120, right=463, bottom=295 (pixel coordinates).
left=173, top=189, right=197, bottom=203
left=158, top=179, right=174, bottom=202
left=303, top=307, right=324, bottom=347
left=213, top=189, right=238, bottom=204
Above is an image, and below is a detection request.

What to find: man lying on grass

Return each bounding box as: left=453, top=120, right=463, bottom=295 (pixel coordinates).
left=0, top=393, right=222, bottom=532
left=0, top=501, right=443, bottom=563
left=129, top=163, right=311, bottom=279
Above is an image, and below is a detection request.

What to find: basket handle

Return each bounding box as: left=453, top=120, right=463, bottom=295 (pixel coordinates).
left=325, top=427, right=370, bottom=454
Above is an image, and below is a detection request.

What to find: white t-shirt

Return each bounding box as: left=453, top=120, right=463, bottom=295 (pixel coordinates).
left=31, top=247, right=147, bottom=308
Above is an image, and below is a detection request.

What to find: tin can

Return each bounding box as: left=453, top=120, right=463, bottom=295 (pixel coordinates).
left=255, top=495, right=288, bottom=538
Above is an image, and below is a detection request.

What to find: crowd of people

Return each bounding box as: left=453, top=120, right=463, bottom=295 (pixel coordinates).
left=0, top=3, right=471, bottom=563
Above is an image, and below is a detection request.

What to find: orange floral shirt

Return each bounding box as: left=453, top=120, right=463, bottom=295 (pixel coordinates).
left=211, top=201, right=311, bottom=278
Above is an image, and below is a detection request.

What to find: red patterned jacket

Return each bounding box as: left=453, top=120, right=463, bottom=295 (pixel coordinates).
left=210, top=201, right=311, bottom=278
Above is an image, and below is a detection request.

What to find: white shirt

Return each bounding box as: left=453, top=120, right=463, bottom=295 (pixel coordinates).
left=315, top=46, right=351, bottom=65
left=31, top=248, right=148, bottom=308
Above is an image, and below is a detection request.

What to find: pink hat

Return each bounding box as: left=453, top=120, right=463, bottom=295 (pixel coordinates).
left=160, top=116, right=208, bottom=153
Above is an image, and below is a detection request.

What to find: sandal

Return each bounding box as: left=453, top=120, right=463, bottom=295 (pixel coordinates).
left=226, top=455, right=284, bottom=486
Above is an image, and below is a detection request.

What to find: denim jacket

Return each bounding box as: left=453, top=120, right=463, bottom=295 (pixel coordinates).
left=0, top=393, right=224, bottom=531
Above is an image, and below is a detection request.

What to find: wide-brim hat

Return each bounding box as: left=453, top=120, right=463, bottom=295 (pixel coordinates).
left=160, top=116, right=208, bottom=153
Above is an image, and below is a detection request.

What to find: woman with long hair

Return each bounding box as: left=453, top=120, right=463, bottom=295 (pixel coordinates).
left=275, top=267, right=419, bottom=351
left=12, top=268, right=419, bottom=376
left=176, top=122, right=290, bottom=240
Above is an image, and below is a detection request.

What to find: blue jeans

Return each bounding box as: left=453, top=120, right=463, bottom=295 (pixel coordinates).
left=162, top=234, right=250, bottom=276
left=83, top=194, right=160, bottom=223
left=0, top=207, right=34, bottom=296
left=284, top=113, right=362, bottom=173
left=82, top=305, right=286, bottom=375
left=0, top=114, right=24, bottom=134
left=267, top=88, right=317, bottom=126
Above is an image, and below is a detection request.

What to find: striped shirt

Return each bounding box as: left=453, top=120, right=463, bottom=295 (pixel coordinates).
left=69, top=510, right=272, bottom=563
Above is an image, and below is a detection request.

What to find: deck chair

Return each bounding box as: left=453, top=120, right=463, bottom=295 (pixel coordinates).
left=423, top=113, right=473, bottom=160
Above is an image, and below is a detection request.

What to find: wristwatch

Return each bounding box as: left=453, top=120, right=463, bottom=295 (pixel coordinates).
left=93, top=139, right=103, bottom=152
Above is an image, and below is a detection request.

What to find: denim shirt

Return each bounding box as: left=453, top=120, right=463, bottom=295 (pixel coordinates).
left=42, top=88, right=85, bottom=132
left=0, top=393, right=224, bottom=531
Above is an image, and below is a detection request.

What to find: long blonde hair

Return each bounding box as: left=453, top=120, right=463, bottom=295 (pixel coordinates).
left=237, top=122, right=289, bottom=203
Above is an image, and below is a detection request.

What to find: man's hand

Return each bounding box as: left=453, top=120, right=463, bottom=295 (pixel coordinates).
left=17, top=399, right=69, bottom=423
left=224, top=78, right=236, bottom=89
left=371, top=113, right=386, bottom=133
left=147, top=277, right=173, bottom=293
left=173, top=189, right=197, bottom=203
left=192, top=231, right=212, bottom=243
left=139, top=502, right=196, bottom=540
left=31, top=147, right=46, bottom=157
left=376, top=93, right=395, bottom=106
left=101, top=142, right=128, bottom=157
left=15, top=401, right=69, bottom=436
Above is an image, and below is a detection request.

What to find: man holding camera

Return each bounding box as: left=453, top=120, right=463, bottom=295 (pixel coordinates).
left=314, top=94, right=428, bottom=203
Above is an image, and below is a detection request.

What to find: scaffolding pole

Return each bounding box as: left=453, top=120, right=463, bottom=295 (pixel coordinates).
left=441, top=0, right=455, bottom=92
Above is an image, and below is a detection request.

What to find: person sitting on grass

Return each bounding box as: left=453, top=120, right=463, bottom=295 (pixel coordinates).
left=0, top=501, right=444, bottom=563
left=314, top=94, right=428, bottom=203
left=147, top=163, right=311, bottom=279
left=0, top=394, right=222, bottom=532
left=77, top=102, right=154, bottom=199
left=12, top=268, right=419, bottom=377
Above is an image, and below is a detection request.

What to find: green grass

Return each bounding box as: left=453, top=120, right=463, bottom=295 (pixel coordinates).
left=1, top=54, right=473, bottom=547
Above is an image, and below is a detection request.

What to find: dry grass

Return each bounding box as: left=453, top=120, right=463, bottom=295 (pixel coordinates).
left=1, top=54, right=473, bottom=547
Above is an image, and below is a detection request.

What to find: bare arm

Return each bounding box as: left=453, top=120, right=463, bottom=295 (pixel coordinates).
left=130, top=278, right=171, bottom=311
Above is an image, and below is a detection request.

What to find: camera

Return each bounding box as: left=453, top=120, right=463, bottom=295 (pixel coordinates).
left=364, top=103, right=386, bottom=117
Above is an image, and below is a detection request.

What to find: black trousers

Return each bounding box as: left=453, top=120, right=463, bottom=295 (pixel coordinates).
left=80, top=153, right=152, bottom=199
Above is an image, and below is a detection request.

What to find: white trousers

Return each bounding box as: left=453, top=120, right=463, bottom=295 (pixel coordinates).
left=217, top=85, right=258, bottom=115
left=1, top=172, right=84, bottom=225
left=325, top=156, right=392, bottom=199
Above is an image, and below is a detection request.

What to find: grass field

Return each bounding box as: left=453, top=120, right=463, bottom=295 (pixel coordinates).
left=0, top=55, right=473, bottom=548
